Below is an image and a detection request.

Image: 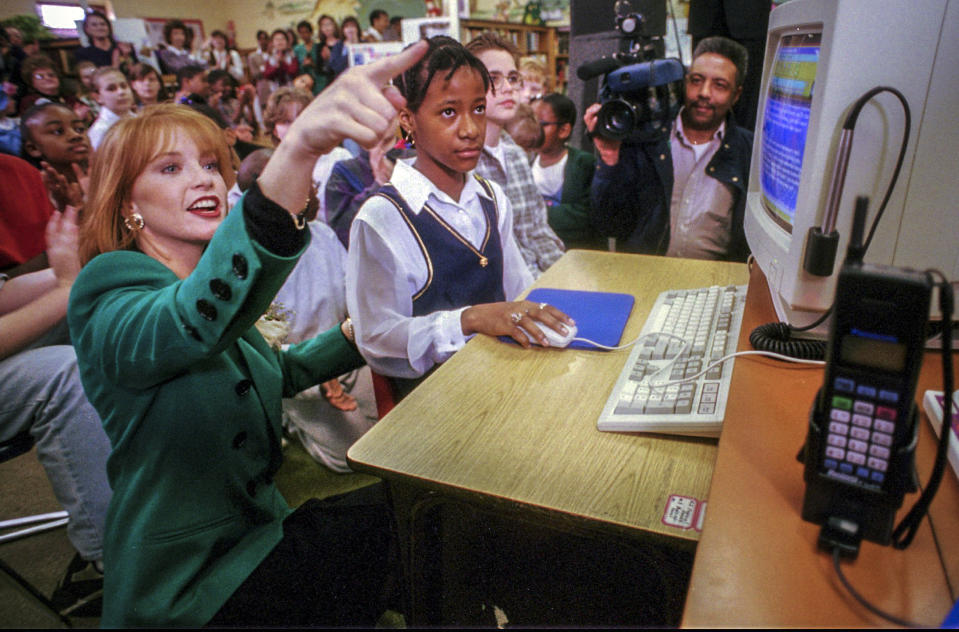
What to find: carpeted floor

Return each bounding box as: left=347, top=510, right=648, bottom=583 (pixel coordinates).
left=0, top=439, right=377, bottom=629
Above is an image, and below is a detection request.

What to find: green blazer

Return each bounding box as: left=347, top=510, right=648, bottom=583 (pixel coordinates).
left=545, top=145, right=605, bottom=251
left=68, top=195, right=364, bottom=627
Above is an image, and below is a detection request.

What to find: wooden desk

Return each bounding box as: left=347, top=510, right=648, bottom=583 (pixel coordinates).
left=348, top=251, right=749, bottom=622
left=682, top=263, right=958, bottom=627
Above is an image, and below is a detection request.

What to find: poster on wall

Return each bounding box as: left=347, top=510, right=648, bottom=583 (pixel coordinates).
left=400, top=16, right=460, bottom=44
left=346, top=42, right=405, bottom=67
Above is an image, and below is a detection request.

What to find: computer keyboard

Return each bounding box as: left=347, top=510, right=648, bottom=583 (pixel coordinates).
left=597, top=284, right=748, bottom=437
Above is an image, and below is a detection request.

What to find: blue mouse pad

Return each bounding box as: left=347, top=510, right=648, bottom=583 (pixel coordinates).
left=502, top=288, right=635, bottom=350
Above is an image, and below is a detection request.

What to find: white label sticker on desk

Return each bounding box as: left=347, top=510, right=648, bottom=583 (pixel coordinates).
left=662, top=495, right=707, bottom=531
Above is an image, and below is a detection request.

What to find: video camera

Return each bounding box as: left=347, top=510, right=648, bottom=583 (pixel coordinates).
left=577, top=0, right=685, bottom=142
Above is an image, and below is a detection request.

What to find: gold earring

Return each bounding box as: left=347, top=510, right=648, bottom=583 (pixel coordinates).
left=124, top=212, right=145, bottom=232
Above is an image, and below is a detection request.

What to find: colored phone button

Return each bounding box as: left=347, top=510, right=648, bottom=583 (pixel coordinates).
left=830, top=408, right=851, bottom=423
left=825, top=446, right=845, bottom=460
left=831, top=395, right=853, bottom=410
left=876, top=406, right=897, bottom=421
left=846, top=451, right=866, bottom=466
left=851, top=414, right=873, bottom=428
left=878, top=390, right=899, bottom=403
left=874, top=419, right=895, bottom=434
left=871, top=431, right=893, bottom=447
left=835, top=377, right=855, bottom=393
left=856, top=385, right=877, bottom=398
left=853, top=400, right=875, bottom=415
left=828, top=421, right=850, bottom=435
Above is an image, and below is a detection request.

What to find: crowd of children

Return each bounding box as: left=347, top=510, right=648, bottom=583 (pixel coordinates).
left=0, top=10, right=603, bottom=624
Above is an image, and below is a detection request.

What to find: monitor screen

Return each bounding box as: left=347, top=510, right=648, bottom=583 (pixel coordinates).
left=759, top=31, right=821, bottom=232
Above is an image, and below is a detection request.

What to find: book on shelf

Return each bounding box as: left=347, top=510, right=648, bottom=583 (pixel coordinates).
left=922, top=389, right=959, bottom=481
left=526, top=31, right=540, bottom=50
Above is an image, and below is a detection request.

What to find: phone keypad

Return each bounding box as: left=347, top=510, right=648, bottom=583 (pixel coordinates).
left=823, top=376, right=900, bottom=486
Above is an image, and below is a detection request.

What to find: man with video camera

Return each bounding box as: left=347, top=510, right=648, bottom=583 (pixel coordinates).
left=585, top=36, right=752, bottom=262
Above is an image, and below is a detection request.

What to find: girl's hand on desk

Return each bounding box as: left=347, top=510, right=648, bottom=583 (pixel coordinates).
left=461, top=301, right=575, bottom=348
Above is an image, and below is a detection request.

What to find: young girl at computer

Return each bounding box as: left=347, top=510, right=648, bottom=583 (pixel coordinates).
left=345, top=36, right=574, bottom=400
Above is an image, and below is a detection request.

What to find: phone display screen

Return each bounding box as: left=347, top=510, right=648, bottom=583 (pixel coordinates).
left=839, top=329, right=907, bottom=373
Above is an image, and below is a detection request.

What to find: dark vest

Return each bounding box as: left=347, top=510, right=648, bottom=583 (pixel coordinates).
left=375, top=175, right=506, bottom=399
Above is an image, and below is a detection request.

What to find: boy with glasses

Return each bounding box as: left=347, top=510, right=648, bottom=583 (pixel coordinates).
left=465, top=32, right=563, bottom=278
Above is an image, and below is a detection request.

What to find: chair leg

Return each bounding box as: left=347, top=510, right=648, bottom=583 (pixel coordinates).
left=0, top=512, right=70, bottom=544
left=0, top=557, right=73, bottom=628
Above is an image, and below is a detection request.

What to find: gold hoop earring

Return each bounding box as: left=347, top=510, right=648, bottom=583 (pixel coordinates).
left=124, top=212, right=145, bottom=232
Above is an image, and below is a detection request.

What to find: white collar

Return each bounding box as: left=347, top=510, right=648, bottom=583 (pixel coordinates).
left=390, top=158, right=492, bottom=213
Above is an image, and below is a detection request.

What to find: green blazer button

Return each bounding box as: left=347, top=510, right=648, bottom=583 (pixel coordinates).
left=232, top=254, right=248, bottom=279
left=196, top=299, right=217, bottom=321
left=231, top=431, right=247, bottom=449
left=235, top=379, right=253, bottom=397
left=209, top=278, right=232, bottom=301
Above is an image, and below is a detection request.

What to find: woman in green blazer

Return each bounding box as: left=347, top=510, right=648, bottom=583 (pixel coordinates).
left=67, top=43, right=427, bottom=627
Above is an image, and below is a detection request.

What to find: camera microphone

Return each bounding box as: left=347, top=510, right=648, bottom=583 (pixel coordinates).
left=577, top=57, right=622, bottom=81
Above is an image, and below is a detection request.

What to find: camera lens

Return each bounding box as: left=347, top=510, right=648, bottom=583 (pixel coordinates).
left=598, top=99, right=637, bottom=141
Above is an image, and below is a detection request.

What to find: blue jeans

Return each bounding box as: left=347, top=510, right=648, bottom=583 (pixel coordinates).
left=0, top=344, right=112, bottom=562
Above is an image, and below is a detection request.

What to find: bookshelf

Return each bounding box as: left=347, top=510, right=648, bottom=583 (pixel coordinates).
left=460, top=19, right=568, bottom=94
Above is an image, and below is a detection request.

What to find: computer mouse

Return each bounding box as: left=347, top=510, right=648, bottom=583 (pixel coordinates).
left=522, top=323, right=579, bottom=348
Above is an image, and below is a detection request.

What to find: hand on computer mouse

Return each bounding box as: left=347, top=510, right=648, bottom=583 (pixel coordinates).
left=461, top=300, right=575, bottom=348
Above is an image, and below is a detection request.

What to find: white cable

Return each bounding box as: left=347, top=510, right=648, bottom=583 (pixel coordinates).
left=572, top=332, right=825, bottom=388
left=571, top=330, right=688, bottom=351
left=648, top=349, right=825, bottom=388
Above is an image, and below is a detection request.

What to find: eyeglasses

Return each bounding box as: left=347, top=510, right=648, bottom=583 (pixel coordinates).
left=32, top=71, right=58, bottom=81
left=538, top=120, right=560, bottom=128
left=489, top=71, right=523, bottom=90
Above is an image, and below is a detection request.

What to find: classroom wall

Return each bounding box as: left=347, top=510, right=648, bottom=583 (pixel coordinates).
left=2, top=0, right=570, bottom=51
left=3, top=0, right=429, bottom=50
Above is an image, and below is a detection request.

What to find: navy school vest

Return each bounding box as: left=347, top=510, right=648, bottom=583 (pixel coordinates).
left=374, top=174, right=506, bottom=399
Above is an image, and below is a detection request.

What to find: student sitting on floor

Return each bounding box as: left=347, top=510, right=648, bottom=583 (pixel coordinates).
left=345, top=36, right=573, bottom=402
left=20, top=102, right=92, bottom=213
left=86, top=67, right=135, bottom=150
